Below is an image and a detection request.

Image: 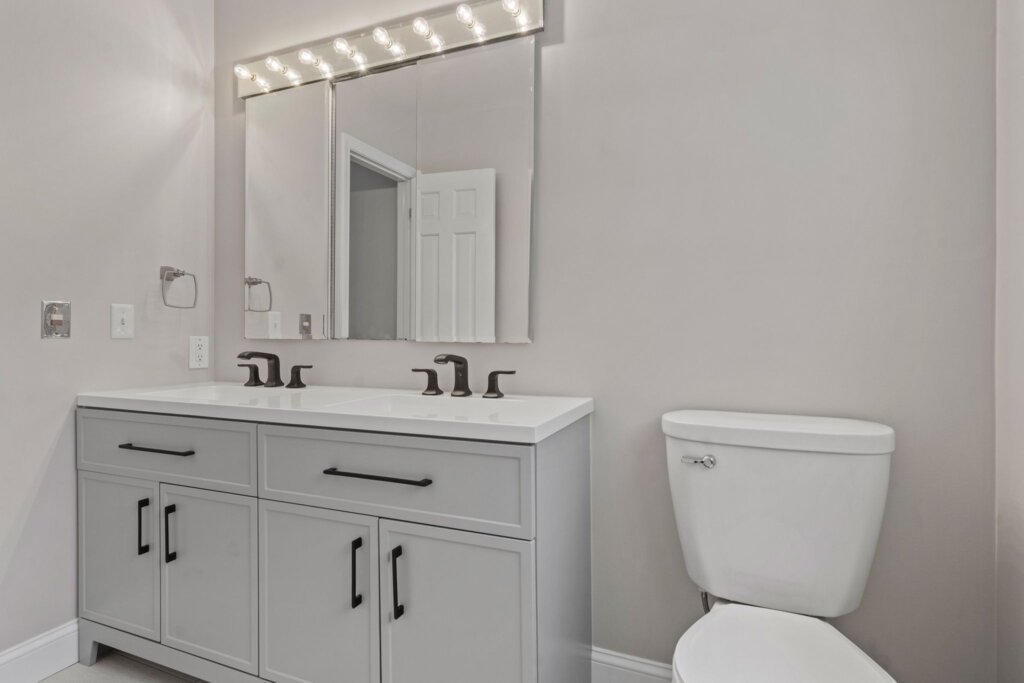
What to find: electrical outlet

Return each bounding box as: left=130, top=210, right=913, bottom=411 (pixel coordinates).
left=110, top=304, right=135, bottom=339
left=189, top=336, right=209, bottom=369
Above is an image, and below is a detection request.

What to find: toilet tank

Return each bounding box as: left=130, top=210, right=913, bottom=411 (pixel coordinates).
left=664, top=410, right=894, bottom=618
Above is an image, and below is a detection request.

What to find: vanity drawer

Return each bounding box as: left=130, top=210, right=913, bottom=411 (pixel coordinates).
left=78, top=409, right=258, bottom=495
left=259, top=425, right=535, bottom=539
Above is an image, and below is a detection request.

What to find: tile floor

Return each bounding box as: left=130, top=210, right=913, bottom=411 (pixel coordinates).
left=43, top=651, right=202, bottom=682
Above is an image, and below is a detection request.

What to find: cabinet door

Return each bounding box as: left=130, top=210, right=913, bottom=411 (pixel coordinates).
left=78, top=472, right=160, bottom=640
left=260, top=501, right=380, bottom=683
left=379, top=520, right=537, bottom=683
left=160, top=484, right=258, bottom=674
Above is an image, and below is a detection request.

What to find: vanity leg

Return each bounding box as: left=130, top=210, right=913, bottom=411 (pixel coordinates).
left=78, top=634, right=100, bottom=666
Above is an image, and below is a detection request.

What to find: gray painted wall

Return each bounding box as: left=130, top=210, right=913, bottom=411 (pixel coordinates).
left=214, top=0, right=998, bottom=679
left=998, top=0, right=1024, bottom=680
left=350, top=164, right=400, bottom=340
left=0, top=0, right=215, bottom=651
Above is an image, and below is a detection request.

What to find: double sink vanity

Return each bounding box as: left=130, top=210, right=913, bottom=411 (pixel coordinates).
left=74, top=3, right=591, bottom=680
left=76, top=379, right=592, bottom=683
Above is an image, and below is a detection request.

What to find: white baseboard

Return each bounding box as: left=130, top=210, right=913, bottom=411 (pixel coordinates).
left=592, top=646, right=673, bottom=683
left=0, top=619, right=78, bottom=683
left=0, top=621, right=667, bottom=683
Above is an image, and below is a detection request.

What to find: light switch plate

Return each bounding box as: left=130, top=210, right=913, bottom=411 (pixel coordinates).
left=41, top=300, right=71, bottom=338
left=189, top=336, right=209, bottom=369
left=110, top=304, right=135, bottom=339
left=268, top=312, right=282, bottom=339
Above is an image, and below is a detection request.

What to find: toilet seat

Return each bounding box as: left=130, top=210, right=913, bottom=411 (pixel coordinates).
left=673, top=603, right=895, bottom=683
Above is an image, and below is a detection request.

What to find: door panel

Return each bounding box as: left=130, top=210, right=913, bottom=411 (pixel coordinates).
left=78, top=472, right=160, bottom=640
left=416, top=169, right=496, bottom=342
left=380, top=520, right=536, bottom=683
left=260, top=500, right=380, bottom=683
left=160, top=485, right=258, bottom=674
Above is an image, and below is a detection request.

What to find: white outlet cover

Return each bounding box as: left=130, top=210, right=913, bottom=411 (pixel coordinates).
left=110, top=304, right=135, bottom=339
left=189, top=335, right=209, bottom=369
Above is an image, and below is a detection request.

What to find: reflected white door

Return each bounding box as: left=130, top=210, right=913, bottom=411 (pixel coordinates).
left=415, top=169, right=496, bottom=343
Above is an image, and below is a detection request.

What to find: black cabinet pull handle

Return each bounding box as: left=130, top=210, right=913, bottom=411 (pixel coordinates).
left=164, top=504, right=177, bottom=563
left=391, top=545, right=405, bottom=620
left=351, top=537, right=364, bottom=609
left=137, top=498, right=150, bottom=555
left=323, top=468, right=432, bottom=488
left=119, top=443, right=195, bottom=457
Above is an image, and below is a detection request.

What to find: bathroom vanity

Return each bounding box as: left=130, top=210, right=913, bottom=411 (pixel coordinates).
left=74, top=383, right=592, bottom=683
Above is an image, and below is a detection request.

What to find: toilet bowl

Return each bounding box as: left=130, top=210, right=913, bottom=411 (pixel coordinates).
left=663, top=410, right=897, bottom=682
left=672, top=602, right=893, bottom=682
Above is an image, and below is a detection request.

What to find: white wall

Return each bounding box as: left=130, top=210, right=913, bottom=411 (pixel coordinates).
left=213, top=0, right=998, bottom=679
left=0, top=0, right=215, bottom=651
left=997, top=0, right=1024, bottom=680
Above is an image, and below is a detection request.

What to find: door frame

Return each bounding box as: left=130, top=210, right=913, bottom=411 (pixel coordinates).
left=334, top=133, right=417, bottom=339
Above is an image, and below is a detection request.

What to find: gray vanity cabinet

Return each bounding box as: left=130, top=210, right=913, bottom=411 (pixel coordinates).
left=160, top=485, right=259, bottom=675
left=78, top=472, right=160, bottom=641
left=379, top=520, right=537, bottom=683
left=77, top=408, right=592, bottom=683
left=259, top=501, right=379, bottom=683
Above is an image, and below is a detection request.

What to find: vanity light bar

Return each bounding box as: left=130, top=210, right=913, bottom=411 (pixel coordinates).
left=233, top=0, right=543, bottom=98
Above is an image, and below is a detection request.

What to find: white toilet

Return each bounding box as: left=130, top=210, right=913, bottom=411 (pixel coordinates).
left=663, top=410, right=897, bottom=682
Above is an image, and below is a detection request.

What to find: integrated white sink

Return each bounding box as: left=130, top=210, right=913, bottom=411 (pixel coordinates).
left=139, top=384, right=377, bottom=409
left=78, top=382, right=593, bottom=443
left=336, top=394, right=527, bottom=422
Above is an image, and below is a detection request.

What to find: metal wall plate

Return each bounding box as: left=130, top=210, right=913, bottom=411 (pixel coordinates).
left=41, top=300, right=71, bottom=338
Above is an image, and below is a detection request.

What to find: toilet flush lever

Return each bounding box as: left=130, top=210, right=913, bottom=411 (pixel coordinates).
left=685, top=455, right=717, bottom=469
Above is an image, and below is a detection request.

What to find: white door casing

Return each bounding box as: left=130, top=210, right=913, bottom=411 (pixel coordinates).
left=335, top=133, right=416, bottom=339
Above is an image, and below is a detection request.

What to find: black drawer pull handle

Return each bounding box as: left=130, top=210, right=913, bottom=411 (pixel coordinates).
left=164, top=504, right=177, bottom=563
left=351, top=537, right=364, bottom=609
left=137, top=498, right=150, bottom=555
left=322, top=468, right=432, bottom=488
left=119, top=443, right=195, bottom=457
left=391, top=545, right=405, bottom=620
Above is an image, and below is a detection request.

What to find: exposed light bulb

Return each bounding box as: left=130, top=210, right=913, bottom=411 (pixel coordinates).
left=284, top=68, right=301, bottom=81
left=333, top=38, right=353, bottom=56
left=298, top=49, right=320, bottom=66
left=430, top=34, right=445, bottom=50
left=517, top=12, right=529, bottom=27
left=264, top=56, right=283, bottom=73
left=233, top=64, right=253, bottom=80
left=456, top=4, right=475, bottom=27
left=372, top=27, right=393, bottom=48
left=390, top=42, right=406, bottom=58
left=353, top=52, right=367, bottom=69
left=412, top=17, right=432, bottom=37
left=318, top=61, right=333, bottom=76
left=501, top=0, right=521, bottom=15
left=472, top=22, right=486, bottom=38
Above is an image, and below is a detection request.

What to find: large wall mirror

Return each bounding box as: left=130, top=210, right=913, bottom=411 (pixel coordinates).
left=244, top=37, right=534, bottom=342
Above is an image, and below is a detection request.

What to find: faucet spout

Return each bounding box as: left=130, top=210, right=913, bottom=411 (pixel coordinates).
left=237, top=351, right=284, bottom=387
left=434, top=354, right=471, bottom=397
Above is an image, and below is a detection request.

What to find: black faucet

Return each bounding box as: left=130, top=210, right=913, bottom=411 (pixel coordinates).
left=237, top=351, right=284, bottom=387
left=434, top=354, right=471, bottom=397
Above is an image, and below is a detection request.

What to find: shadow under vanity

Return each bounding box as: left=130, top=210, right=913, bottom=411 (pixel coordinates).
left=74, top=382, right=592, bottom=683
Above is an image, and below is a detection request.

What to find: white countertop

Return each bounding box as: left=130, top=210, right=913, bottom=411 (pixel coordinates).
left=77, top=382, right=593, bottom=444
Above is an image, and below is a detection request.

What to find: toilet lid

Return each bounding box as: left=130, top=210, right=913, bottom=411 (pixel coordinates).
left=673, top=603, right=895, bottom=683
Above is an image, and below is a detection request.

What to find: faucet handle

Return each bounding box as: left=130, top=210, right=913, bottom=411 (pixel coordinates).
left=483, top=371, right=516, bottom=399
left=287, top=365, right=313, bottom=389
left=237, top=364, right=264, bottom=387
left=412, top=369, right=443, bottom=396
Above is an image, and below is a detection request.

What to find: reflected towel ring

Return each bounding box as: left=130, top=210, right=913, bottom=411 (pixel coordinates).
left=244, top=276, right=273, bottom=312
left=160, top=266, right=198, bottom=309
